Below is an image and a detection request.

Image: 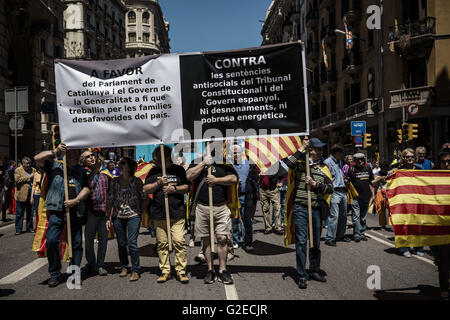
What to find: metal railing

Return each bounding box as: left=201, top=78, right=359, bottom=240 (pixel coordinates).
left=389, top=86, right=435, bottom=108
left=388, top=17, right=436, bottom=41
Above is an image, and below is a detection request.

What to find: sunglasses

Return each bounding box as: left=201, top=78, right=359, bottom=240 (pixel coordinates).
left=403, top=156, right=415, bottom=159
left=440, top=159, right=450, bottom=164
left=84, top=154, right=94, bottom=159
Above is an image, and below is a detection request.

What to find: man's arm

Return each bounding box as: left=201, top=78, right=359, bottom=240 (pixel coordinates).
left=64, top=186, right=90, bottom=209
left=207, top=174, right=238, bottom=186
left=34, top=143, right=66, bottom=167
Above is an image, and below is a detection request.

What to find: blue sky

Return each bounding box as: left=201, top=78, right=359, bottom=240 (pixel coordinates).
left=159, top=0, right=273, bottom=53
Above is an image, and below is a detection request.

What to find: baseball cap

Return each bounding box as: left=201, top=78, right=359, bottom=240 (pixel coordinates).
left=309, top=138, right=326, bottom=148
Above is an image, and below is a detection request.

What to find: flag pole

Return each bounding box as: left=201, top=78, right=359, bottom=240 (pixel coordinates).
left=305, top=146, right=314, bottom=249
left=62, top=155, right=73, bottom=258
left=206, top=142, right=215, bottom=254
left=160, top=144, right=173, bottom=252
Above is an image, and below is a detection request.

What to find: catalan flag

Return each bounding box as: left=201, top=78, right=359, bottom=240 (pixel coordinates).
left=135, top=161, right=154, bottom=182
left=344, top=16, right=353, bottom=50
left=245, top=136, right=302, bottom=173
left=322, top=39, right=328, bottom=69
left=386, top=170, right=450, bottom=248
left=32, top=173, right=70, bottom=262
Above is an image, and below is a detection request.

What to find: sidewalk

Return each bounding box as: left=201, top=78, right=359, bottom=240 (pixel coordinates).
left=0, top=213, right=16, bottom=228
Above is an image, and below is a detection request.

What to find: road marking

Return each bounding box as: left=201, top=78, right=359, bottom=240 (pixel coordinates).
left=365, top=234, right=435, bottom=266
left=369, top=230, right=391, bottom=239
left=224, top=282, right=239, bottom=300
left=0, top=258, right=48, bottom=285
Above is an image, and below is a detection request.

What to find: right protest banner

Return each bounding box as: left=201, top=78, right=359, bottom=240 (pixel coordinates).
left=179, top=42, right=307, bottom=142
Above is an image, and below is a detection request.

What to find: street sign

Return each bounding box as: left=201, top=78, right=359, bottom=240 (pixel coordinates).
left=407, top=103, right=420, bottom=116
left=4, top=86, right=28, bottom=114
left=9, top=115, right=25, bottom=132
left=351, top=121, right=366, bottom=136
left=354, top=135, right=363, bottom=146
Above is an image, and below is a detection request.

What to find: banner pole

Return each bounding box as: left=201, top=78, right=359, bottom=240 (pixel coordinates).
left=62, top=155, right=73, bottom=258
left=305, top=146, right=314, bottom=249
left=160, top=144, right=173, bottom=252
left=206, top=142, right=215, bottom=255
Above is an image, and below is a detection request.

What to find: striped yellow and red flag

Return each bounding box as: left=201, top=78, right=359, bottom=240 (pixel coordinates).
left=135, top=161, right=154, bottom=182
left=245, top=136, right=302, bottom=172
left=386, top=170, right=450, bottom=248
left=32, top=173, right=70, bottom=262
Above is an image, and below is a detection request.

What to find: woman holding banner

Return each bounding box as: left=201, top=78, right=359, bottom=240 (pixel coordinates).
left=144, top=145, right=190, bottom=284
left=106, top=157, right=146, bottom=282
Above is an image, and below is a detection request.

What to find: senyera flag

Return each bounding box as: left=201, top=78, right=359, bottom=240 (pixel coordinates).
left=386, top=170, right=450, bottom=248
left=245, top=136, right=302, bottom=172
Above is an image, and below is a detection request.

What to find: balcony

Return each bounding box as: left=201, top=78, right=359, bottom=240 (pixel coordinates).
left=311, top=98, right=377, bottom=132
left=389, top=86, right=435, bottom=109
left=306, top=11, right=318, bottom=28
left=388, top=17, right=436, bottom=58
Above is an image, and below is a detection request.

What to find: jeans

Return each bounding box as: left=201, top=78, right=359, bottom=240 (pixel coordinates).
left=293, top=204, right=322, bottom=281
left=237, top=194, right=255, bottom=248
left=45, top=211, right=83, bottom=278
left=231, top=217, right=244, bottom=245
left=398, top=246, right=424, bottom=254
left=85, top=213, right=108, bottom=270
left=32, top=194, right=40, bottom=216
left=279, top=189, right=287, bottom=227
left=351, top=198, right=369, bottom=239
left=113, top=216, right=141, bottom=273
left=325, top=191, right=348, bottom=241
left=15, top=199, right=33, bottom=233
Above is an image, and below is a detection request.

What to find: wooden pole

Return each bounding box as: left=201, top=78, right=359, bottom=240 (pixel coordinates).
left=305, top=148, right=314, bottom=249
left=160, top=144, right=173, bottom=252
left=62, top=155, right=73, bottom=258
left=206, top=142, right=215, bottom=254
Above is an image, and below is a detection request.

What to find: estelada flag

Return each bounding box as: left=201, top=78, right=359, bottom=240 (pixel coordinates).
left=386, top=170, right=450, bottom=248
left=245, top=136, right=302, bottom=173
left=32, top=172, right=70, bottom=262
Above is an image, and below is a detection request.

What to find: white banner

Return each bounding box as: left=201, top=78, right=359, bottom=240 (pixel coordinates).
left=55, top=54, right=183, bottom=148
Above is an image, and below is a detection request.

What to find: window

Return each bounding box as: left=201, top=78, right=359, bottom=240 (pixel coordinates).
left=344, top=83, right=350, bottom=107
left=351, top=82, right=361, bottom=105
left=406, top=58, right=427, bottom=88
left=142, top=11, right=150, bottom=24
left=128, top=11, right=136, bottom=24
left=128, top=32, right=136, bottom=42
left=367, top=29, right=374, bottom=48
left=143, top=33, right=150, bottom=43
left=40, top=39, right=46, bottom=54
left=321, top=99, right=327, bottom=117
left=331, top=95, right=337, bottom=113
left=54, top=45, right=62, bottom=59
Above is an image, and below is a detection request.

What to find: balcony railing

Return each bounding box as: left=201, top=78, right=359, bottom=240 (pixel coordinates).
left=389, top=86, right=435, bottom=109
left=311, top=98, right=377, bottom=131
left=389, top=17, right=436, bottom=41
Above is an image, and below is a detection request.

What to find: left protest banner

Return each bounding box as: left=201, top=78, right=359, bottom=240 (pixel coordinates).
left=54, top=54, right=183, bottom=148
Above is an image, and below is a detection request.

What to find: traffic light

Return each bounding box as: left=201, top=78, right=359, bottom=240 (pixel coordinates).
left=397, top=129, right=403, bottom=144
left=51, top=124, right=60, bottom=150
left=401, top=123, right=409, bottom=142
left=363, top=132, right=372, bottom=148
left=408, top=123, right=419, bottom=140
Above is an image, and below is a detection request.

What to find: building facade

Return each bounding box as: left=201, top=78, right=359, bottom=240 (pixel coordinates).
left=64, top=0, right=127, bottom=60
left=0, top=0, right=66, bottom=160
left=262, top=0, right=450, bottom=163
left=124, top=0, right=170, bottom=57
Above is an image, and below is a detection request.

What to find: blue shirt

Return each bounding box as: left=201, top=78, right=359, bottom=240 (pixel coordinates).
left=415, top=159, right=432, bottom=170
left=233, top=160, right=250, bottom=194
left=324, top=155, right=345, bottom=189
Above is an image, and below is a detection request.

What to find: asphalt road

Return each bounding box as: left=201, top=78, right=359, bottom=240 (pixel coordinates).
left=0, top=204, right=442, bottom=300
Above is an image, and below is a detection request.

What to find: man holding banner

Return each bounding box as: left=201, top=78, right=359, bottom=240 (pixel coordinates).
left=278, top=137, right=333, bottom=289
left=186, top=153, right=238, bottom=285
left=34, top=143, right=90, bottom=287
left=144, top=145, right=190, bottom=284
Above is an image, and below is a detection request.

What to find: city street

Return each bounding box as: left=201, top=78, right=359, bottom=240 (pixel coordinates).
left=0, top=205, right=441, bottom=300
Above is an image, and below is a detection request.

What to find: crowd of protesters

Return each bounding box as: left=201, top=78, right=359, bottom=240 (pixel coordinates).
left=0, top=139, right=448, bottom=299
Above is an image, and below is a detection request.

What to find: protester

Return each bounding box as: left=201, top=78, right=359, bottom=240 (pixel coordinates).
left=372, top=162, right=391, bottom=230
left=30, top=166, right=42, bottom=229
left=395, top=148, right=425, bottom=257
left=34, top=143, right=90, bottom=287
left=431, top=147, right=450, bottom=299
left=4, top=160, right=16, bottom=217
left=277, top=137, right=333, bottom=289
left=278, top=177, right=287, bottom=228
left=144, top=145, right=190, bottom=284
left=415, top=146, right=433, bottom=170
left=105, top=160, right=120, bottom=178
left=186, top=150, right=238, bottom=285
left=346, top=153, right=375, bottom=242
left=0, top=157, right=7, bottom=222
left=372, top=160, right=381, bottom=176
left=324, top=144, right=351, bottom=246
left=14, top=157, right=36, bottom=235
left=231, top=144, right=257, bottom=252
left=82, top=150, right=110, bottom=276
left=106, top=157, right=146, bottom=281
left=259, top=167, right=283, bottom=235
left=342, top=155, right=353, bottom=176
